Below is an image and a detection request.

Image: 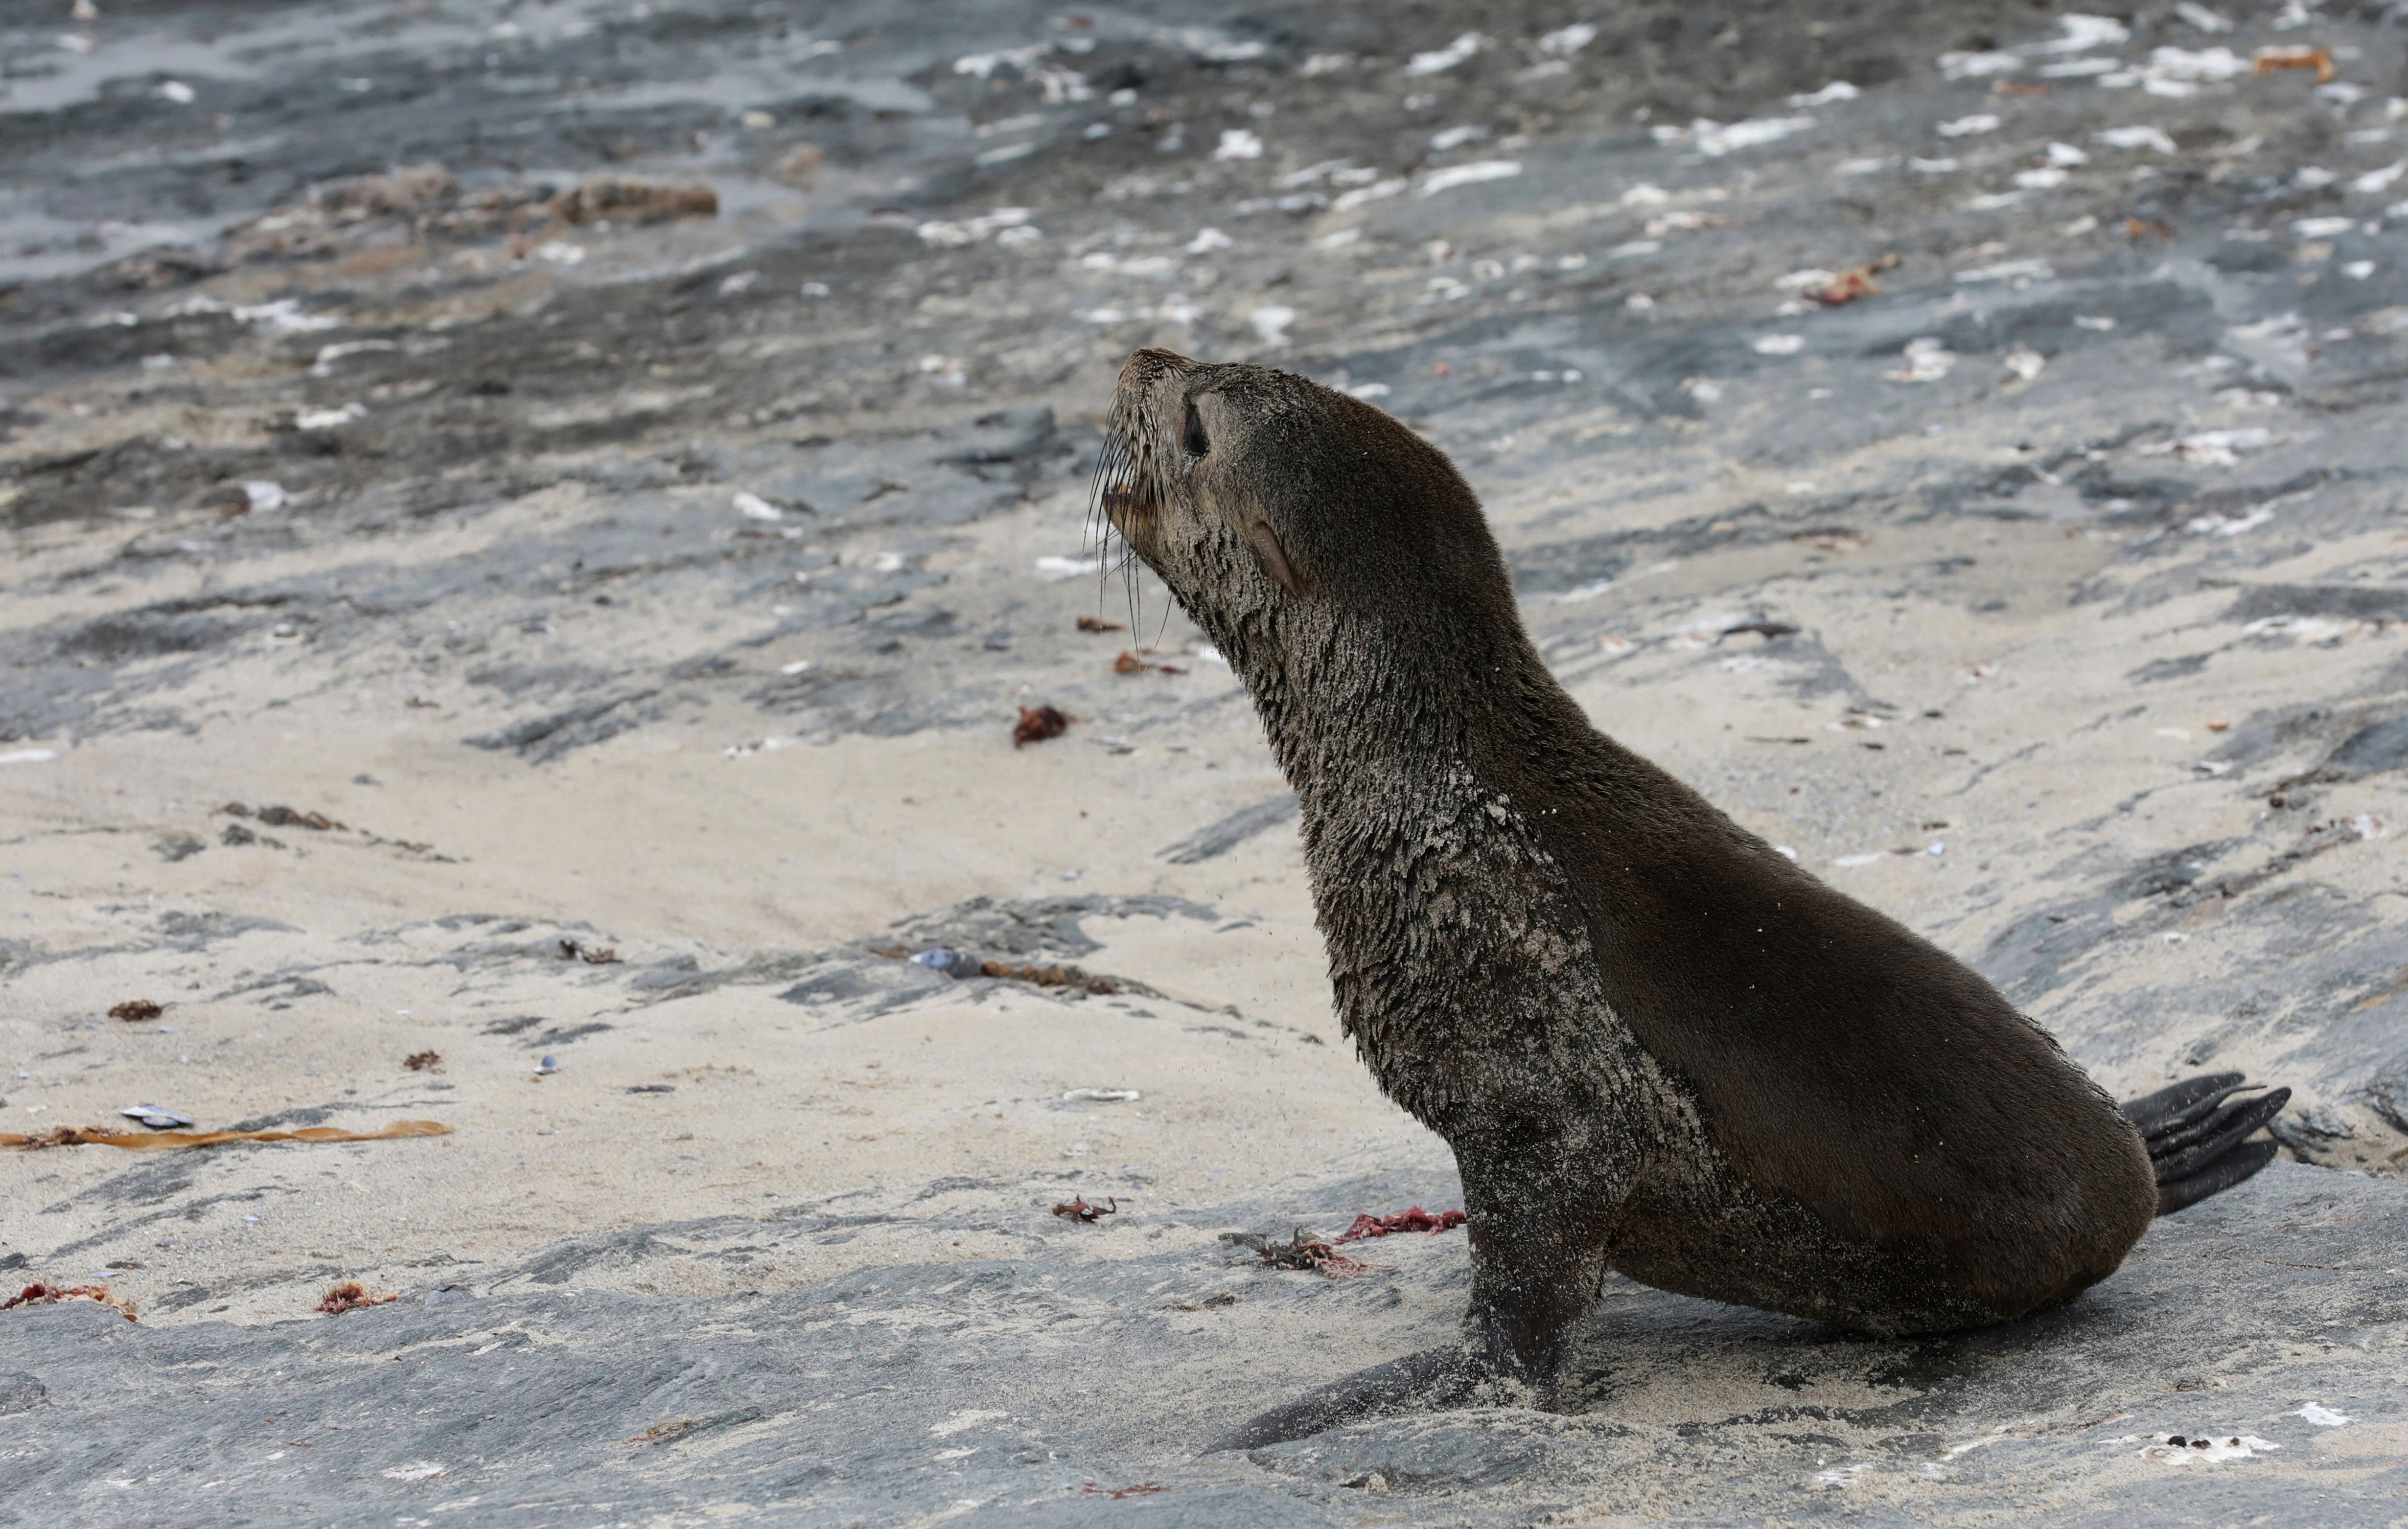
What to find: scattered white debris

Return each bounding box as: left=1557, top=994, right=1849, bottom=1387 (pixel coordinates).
left=382, top=1461, right=447, bottom=1482
left=2351, top=161, right=2406, bottom=194
left=1624, top=292, right=1655, bottom=311
left=2090, top=123, right=2186, bottom=153
left=2047, top=141, right=2090, bottom=166
left=2004, top=347, right=2046, bottom=382
left=1539, top=23, right=1596, bottom=57
left=780, top=660, right=813, bottom=676
left=1908, top=156, right=1960, bottom=173
left=1789, top=81, right=1861, bottom=107
left=1213, top=129, right=1263, bottom=161
left=1833, top=853, right=1886, bottom=868
left=2175, top=2, right=2235, bottom=32
left=2140, top=45, right=2251, bottom=89
left=2043, top=14, right=2132, bottom=51
left=954, top=45, right=1048, bottom=80
left=157, top=80, right=195, bottom=104
left=1299, top=53, right=1352, bottom=76
left=0, top=749, right=58, bottom=766
left=240, top=480, right=289, bottom=513
left=932, top=1410, right=1011, bottom=1437
left=1033, top=554, right=1104, bottom=580
left=2344, top=259, right=2376, bottom=278
left=1939, top=51, right=2022, bottom=81
left=1248, top=303, right=1297, bottom=344
left=1431, top=124, right=1489, bottom=151
left=308, top=339, right=397, bottom=375
left=718, top=270, right=760, bottom=297
left=1332, top=178, right=1407, bottom=211
left=1775, top=268, right=1839, bottom=293
left=1691, top=117, right=1813, bottom=157
left=2185, top=505, right=2275, bottom=536
left=1966, top=192, right=2024, bottom=211
left=1345, top=382, right=1391, bottom=398
left=231, top=298, right=340, bottom=333
left=1405, top=33, right=1482, bottom=77
left=722, top=736, right=800, bottom=757
left=916, top=208, right=1033, bottom=247
left=2016, top=167, right=2069, bottom=189
left=1315, top=228, right=1362, bottom=250
left=1954, top=257, right=2054, bottom=284
left=1888, top=337, right=1955, bottom=383
left=1193, top=644, right=1227, bottom=665
left=2075, top=315, right=2117, bottom=330
left=733, top=492, right=783, bottom=522
left=2149, top=427, right=2274, bottom=466
left=1645, top=210, right=1722, bottom=235
left=2295, top=166, right=2338, bottom=189
left=1752, top=334, right=1805, bottom=356
left=1937, top=114, right=2002, bottom=137
left=1062, top=1088, right=1141, bottom=1102
left=295, top=402, right=366, bottom=430
left=916, top=354, right=967, bottom=387
left=2039, top=57, right=2123, bottom=78
left=2293, top=215, right=2358, bottom=238
left=1419, top=160, right=1521, bottom=196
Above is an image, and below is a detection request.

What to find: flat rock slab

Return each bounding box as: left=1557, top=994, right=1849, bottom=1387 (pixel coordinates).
left=8, top=2, right=2408, bottom=1525
left=2, top=1163, right=2401, bottom=1526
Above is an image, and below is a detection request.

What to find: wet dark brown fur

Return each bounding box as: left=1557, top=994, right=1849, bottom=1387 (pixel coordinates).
left=1099, top=348, right=2159, bottom=1446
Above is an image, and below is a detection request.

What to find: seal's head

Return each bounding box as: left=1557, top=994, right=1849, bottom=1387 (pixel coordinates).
left=1098, top=348, right=1522, bottom=686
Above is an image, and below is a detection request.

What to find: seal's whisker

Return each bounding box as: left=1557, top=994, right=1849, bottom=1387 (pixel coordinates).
left=1085, top=430, right=1135, bottom=623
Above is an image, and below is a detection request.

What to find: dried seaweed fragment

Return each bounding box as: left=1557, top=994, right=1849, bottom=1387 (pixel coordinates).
left=316, top=1280, right=399, bottom=1315
left=4, top=1282, right=138, bottom=1321
left=1333, top=1206, right=1468, bottom=1243
left=1221, top=1227, right=1384, bottom=1278
left=1013, top=704, right=1073, bottom=748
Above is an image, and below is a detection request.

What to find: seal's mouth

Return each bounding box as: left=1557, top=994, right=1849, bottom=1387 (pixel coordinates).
left=1091, top=436, right=1153, bottom=542
left=1088, top=365, right=1170, bottom=594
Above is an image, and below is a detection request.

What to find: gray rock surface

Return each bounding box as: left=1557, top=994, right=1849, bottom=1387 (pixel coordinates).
left=3, top=1163, right=2404, bottom=1526
left=7, top=0, right=2408, bottom=1523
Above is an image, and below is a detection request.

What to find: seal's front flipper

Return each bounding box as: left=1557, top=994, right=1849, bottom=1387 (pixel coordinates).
left=2120, top=1073, right=2291, bottom=1215
left=1204, top=1344, right=1532, bottom=1454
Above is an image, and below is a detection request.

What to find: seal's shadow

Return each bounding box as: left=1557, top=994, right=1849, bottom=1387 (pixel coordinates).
left=1561, top=1275, right=2125, bottom=1426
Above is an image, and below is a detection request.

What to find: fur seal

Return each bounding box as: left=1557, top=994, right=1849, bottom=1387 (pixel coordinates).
left=1095, top=348, right=2292, bottom=1449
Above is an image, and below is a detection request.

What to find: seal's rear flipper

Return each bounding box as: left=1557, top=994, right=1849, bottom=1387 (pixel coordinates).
left=2120, top=1073, right=2292, bottom=1215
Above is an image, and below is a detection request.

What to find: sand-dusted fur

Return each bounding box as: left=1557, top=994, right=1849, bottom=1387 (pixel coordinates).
left=1101, top=349, right=2163, bottom=1445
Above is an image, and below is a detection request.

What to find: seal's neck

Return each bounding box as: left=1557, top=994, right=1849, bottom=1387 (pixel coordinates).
left=1203, top=596, right=1556, bottom=808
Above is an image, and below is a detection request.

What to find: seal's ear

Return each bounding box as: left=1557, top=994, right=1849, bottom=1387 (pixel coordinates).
left=1243, top=514, right=1307, bottom=596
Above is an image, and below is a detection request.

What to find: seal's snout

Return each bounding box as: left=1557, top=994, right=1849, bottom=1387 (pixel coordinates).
left=1117, top=346, right=1195, bottom=393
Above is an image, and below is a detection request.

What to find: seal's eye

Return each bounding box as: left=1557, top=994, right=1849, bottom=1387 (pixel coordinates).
left=1183, top=399, right=1209, bottom=457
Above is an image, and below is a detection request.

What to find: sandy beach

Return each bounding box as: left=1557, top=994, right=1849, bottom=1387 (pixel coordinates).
left=4, top=0, right=2405, bottom=1522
